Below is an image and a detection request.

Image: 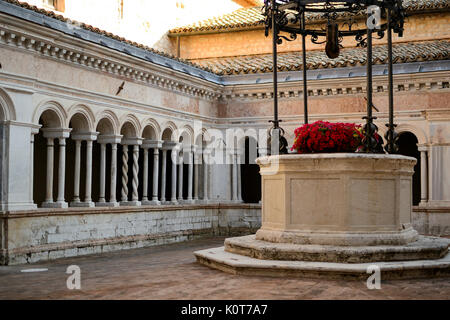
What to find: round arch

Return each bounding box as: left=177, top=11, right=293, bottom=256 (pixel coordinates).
left=161, top=121, right=178, bottom=141
left=0, top=88, right=16, bottom=121
left=67, top=104, right=95, bottom=132
left=141, top=118, right=161, bottom=140
left=33, top=100, right=67, bottom=128
left=396, top=123, right=428, bottom=145
left=95, top=110, right=120, bottom=135
left=119, top=114, right=141, bottom=138
left=178, top=125, right=194, bottom=145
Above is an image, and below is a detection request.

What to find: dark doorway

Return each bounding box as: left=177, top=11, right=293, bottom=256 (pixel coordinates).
left=397, top=132, right=421, bottom=206
left=241, top=137, right=261, bottom=203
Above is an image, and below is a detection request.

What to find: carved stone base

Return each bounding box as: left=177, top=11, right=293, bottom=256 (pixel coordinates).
left=225, top=235, right=449, bottom=263
left=195, top=245, right=450, bottom=280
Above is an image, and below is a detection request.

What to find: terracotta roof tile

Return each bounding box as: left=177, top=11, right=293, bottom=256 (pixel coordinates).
left=169, top=0, right=450, bottom=34
left=193, top=40, right=450, bottom=75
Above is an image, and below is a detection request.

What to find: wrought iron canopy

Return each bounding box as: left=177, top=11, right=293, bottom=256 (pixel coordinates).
left=263, top=0, right=406, bottom=154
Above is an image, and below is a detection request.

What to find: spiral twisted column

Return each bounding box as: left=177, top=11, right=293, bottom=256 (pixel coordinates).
left=121, top=145, right=129, bottom=202
left=131, top=145, right=140, bottom=202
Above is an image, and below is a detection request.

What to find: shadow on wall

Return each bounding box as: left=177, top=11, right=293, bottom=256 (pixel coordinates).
left=397, top=132, right=421, bottom=206
left=241, top=136, right=261, bottom=203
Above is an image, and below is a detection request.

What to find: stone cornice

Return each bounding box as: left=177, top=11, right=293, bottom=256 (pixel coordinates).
left=220, top=70, right=450, bottom=102
left=0, top=13, right=223, bottom=102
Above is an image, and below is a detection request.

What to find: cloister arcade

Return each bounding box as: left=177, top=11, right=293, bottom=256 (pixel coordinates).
left=30, top=102, right=252, bottom=209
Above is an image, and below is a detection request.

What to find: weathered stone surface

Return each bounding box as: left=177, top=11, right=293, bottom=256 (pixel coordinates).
left=195, top=246, right=450, bottom=280
left=255, top=154, right=419, bottom=246
left=225, top=235, right=450, bottom=263
left=1, top=204, right=261, bottom=265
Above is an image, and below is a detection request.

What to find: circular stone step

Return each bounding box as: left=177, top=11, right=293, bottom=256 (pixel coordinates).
left=224, top=235, right=450, bottom=263
left=194, top=246, right=450, bottom=280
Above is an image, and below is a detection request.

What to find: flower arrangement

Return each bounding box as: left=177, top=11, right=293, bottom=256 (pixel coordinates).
left=291, top=121, right=365, bottom=154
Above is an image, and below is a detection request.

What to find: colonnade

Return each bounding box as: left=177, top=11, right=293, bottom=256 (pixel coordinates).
left=36, top=129, right=244, bottom=208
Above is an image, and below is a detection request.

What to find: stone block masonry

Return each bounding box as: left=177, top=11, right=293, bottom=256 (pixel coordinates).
left=0, top=203, right=261, bottom=265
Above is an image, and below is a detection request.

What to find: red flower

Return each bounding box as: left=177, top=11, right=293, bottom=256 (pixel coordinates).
left=291, top=121, right=363, bottom=154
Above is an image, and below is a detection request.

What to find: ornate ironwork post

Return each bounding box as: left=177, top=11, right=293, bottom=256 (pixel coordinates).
left=271, top=0, right=279, bottom=130
left=301, top=8, right=308, bottom=125
left=384, top=7, right=398, bottom=154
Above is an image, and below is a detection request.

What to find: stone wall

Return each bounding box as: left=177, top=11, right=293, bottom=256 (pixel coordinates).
left=413, top=207, right=450, bottom=236
left=175, top=13, right=450, bottom=60
left=0, top=203, right=261, bottom=265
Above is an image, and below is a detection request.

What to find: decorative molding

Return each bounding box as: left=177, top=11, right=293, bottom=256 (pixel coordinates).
left=0, top=21, right=222, bottom=102
left=220, top=71, right=450, bottom=102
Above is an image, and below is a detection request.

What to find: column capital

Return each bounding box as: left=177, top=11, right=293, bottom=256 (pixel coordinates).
left=121, top=137, right=143, bottom=145
left=72, top=131, right=99, bottom=141
left=162, top=141, right=178, bottom=151
left=97, top=134, right=122, bottom=145
left=417, top=145, right=429, bottom=152
left=42, top=127, right=71, bottom=139
left=142, top=139, right=163, bottom=149
left=192, top=145, right=201, bottom=153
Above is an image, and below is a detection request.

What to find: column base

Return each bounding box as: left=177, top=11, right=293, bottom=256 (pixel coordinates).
left=43, top=201, right=68, bottom=209
left=70, top=201, right=95, bottom=208
left=120, top=201, right=141, bottom=207
left=96, top=202, right=120, bottom=207
left=418, top=201, right=428, bottom=207
left=142, top=200, right=161, bottom=206
left=183, top=199, right=195, bottom=204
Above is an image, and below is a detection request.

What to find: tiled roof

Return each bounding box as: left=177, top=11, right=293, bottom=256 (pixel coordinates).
left=1, top=0, right=216, bottom=73
left=170, top=7, right=264, bottom=34
left=169, top=0, right=450, bottom=35
left=193, top=40, right=450, bottom=75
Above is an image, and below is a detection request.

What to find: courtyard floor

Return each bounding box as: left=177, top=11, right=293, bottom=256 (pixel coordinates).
left=0, top=237, right=449, bottom=300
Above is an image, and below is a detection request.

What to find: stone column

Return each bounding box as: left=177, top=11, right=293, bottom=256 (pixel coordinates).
left=203, top=150, right=209, bottom=203
left=193, top=146, right=199, bottom=202
left=120, top=138, right=142, bottom=206
left=56, top=138, right=68, bottom=208
left=70, top=133, right=97, bottom=207
left=171, top=144, right=178, bottom=204
left=142, top=147, right=149, bottom=202
left=152, top=148, right=160, bottom=203
left=161, top=149, right=167, bottom=203
left=43, top=137, right=54, bottom=206
left=231, top=149, right=238, bottom=202
left=96, top=135, right=121, bottom=207
left=178, top=150, right=184, bottom=202
left=97, top=143, right=107, bottom=204
left=419, top=145, right=429, bottom=206
left=71, top=140, right=82, bottom=205
left=131, top=145, right=140, bottom=204
left=187, top=148, right=194, bottom=204
left=120, top=144, right=129, bottom=203
left=42, top=128, right=71, bottom=208
left=142, top=140, right=162, bottom=205
left=83, top=140, right=94, bottom=207
left=109, top=143, right=119, bottom=206
left=237, top=151, right=243, bottom=202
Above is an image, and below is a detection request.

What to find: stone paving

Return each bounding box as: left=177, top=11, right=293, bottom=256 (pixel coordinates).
left=0, top=237, right=449, bottom=300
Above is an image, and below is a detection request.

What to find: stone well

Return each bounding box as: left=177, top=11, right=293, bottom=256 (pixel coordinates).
left=255, top=153, right=419, bottom=246
left=195, top=154, right=450, bottom=279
